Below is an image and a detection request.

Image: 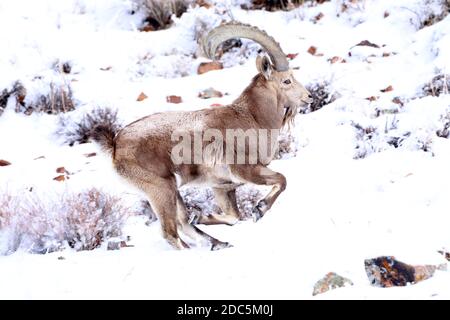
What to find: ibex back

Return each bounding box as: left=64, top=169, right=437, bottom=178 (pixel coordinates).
left=92, top=22, right=312, bottom=250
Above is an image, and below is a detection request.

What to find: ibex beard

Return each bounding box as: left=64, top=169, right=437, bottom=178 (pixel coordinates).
left=91, top=22, right=312, bottom=250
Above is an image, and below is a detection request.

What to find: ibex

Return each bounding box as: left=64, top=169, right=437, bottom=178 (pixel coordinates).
left=92, top=22, right=312, bottom=250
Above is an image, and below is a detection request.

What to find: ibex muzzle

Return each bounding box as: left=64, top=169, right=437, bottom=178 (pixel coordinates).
left=92, top=22, right=312, bottom=250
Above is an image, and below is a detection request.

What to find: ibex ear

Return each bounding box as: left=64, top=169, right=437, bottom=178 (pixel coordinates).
left=256, top=55, right=273, bottom=80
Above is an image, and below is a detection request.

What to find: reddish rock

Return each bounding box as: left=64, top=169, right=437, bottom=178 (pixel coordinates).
left=137, top=92, right=148, bottom=102
left=380, top=85, right=394, bottom=93
left=56, top=167, right=67, bottom=174
left=141, top=25, right=155, bottom=32
left=286, top=53, right=299, bottom=60
left=307, top=46, right=317, bottom=55
left=197, top=61, right=223, bottom=75
left=365, top=96, right=379, bottom=102
left=314, top=12, right=324, bottom=22
left=166, top=95, right=182, bottom=104
left=53, top=175, right=66, bottom=182
left=210, top=103, right=224, bottom=107
left=0, top=159, right=11, bottom=166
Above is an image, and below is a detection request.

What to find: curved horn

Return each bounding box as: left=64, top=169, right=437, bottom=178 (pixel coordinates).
left=202, top=22, right=289, bottom=72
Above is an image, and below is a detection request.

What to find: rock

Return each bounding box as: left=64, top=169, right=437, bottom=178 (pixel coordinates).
left=365, top=256, right=447, bottom=287
left=392, top=97, right=404, bottom=106
left=107, top=241, right=120, bottom=251
left=166, top=95, right=182, bottom=104
left=141, top=24, right=155, bottom=32
left=84, top=152, right=97, bottom=158
left=107, top=241, right=132, bottom=250
left=328, top=56, right=346, bottom=64
left=314, top=12, right=324, bottom=22
left=53, top=175, right=66, bottom=182
left=354, top=40, right=380, bottom=48
left=307, top=46, right=317, bottom=55
left=137, top=92, right=148, bottom=102
left=365, top=96, right=379, bottom=102
left=198, top=61, right=223, bottom=75
left=286, top=53, right=299, bottom=60
left=210, top=103, right=224, bottom=107
left=380, top=85, right=394, bottom=93
left=195, top=0, right=213, bottom=8
left=0, top=159, right=11, bottom=166
left=313, top=272, right=353, bottom=296
left=198, top=88, right=223, bottom=99
left=57, top=256, right=65, bottom=260
left=56, top=167, right=67, bottom=174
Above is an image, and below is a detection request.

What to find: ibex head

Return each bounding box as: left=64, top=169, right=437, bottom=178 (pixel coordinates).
left=202, top=22, right=313, bottom=127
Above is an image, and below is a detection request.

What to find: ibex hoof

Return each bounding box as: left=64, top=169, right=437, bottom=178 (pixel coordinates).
left=252, top=200, right=267, bottom=222
left=211, top=241, right=233, bottom=251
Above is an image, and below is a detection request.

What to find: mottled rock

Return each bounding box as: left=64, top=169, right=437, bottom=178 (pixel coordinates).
left=365, top=256, right=447, bottom=287
left=313, top=272, right=353, bottom=296
left=198, top=88, right=223, bottom=99
left=198, top=61, right=223, bottom=75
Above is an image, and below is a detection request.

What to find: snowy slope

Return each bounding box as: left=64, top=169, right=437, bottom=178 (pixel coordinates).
left=1, top=0, right=450, bottom=299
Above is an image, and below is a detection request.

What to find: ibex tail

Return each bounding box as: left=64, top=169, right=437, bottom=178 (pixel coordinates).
left=91, top=125, right=117, bottom=156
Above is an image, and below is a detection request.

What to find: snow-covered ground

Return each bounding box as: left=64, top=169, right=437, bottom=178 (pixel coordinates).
left=1, top=0, right=450, bottom=299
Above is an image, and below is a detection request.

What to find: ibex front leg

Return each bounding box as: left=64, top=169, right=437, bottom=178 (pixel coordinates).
left=230, top=165, right=286, bottom=222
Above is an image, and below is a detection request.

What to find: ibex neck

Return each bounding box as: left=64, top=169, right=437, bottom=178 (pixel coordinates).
left=233, top=74, right=284, bottom=130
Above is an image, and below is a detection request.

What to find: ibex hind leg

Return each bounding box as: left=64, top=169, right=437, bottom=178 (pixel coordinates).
left=230, top=165, right=286, bottom=222
left=175, top=193, right=233, bottom=251
left=115, top=163, right=189, bottom=250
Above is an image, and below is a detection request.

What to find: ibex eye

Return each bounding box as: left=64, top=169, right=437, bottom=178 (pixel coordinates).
left=283, top=79, right=291, bottom=85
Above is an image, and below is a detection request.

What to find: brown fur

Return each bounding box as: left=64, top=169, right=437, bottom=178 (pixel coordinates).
left=91, top=56, right=311, bottom=250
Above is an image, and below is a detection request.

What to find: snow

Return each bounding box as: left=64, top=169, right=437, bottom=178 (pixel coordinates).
left=1, top=0, right=450, bottom=299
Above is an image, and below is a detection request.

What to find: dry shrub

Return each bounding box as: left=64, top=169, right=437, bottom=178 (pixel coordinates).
left=423, top=74, right=449, bottom=97
left=419, top=0, right=449, bottom=29
left=57, top=107, right=121, bottom=146
left=274, top=131, right=298, bottom=159
left=437, top=112, right=450, bottom=138
left=141, top=0, right=190, bottom=31
left=250, top=0, right=327, bottom=11
left=303, top=82, right=336, bottom=113
left=180, top=186, right=263, bottom=221
left=0, top=188, right=130, bottom=255
left=0, top=80, right=75, bottom=116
